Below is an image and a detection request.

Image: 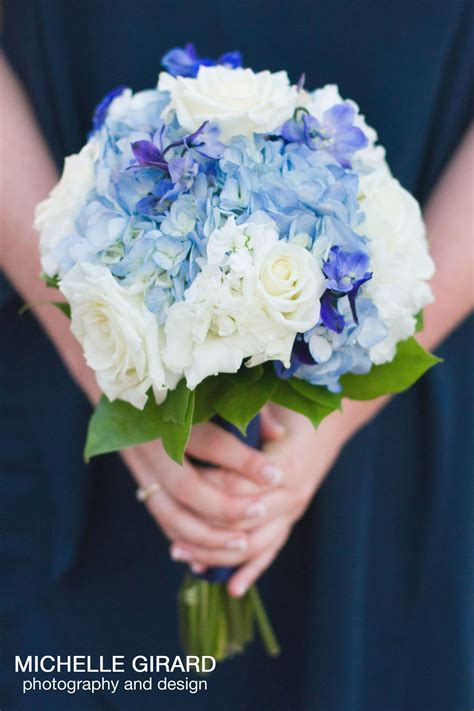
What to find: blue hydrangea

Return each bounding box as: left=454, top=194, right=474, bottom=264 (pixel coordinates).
left=51, top=51, right=386, bottom=390
left=288, top=300, right=388, bottom=392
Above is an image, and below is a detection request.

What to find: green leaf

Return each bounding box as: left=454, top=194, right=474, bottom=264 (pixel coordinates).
left=161, top=389, right=195, bottom=463
left=226, top=364, right=263, bottom=386
left=85, top=388, right=195, bottom=465
left=340, top=337, right=441, bottom=400
left=287, top=377, right=342, bottom=410
left=159, top=378, right=191, bottom=424
left=84, top=395, right=163, bottom=461
left=271, top=380, right=336, bottom=427
left=41, top=272, right=60, bottom=289
left=52, top=302, right=71, bottom=318
left=17, top=303, right=33, bottom=317
left=18, top=300, right=71, bottom=318
left=193, top=376, right=222, bottom=423
left=415, top=310, right=424, bottom=333
left=215, top=367, right=278, bottom=434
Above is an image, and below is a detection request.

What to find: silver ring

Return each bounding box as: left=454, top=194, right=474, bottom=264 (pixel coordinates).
left=136, top=482, right=162, bottom=503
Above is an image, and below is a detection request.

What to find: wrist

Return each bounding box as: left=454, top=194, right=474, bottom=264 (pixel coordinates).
left=325, top=395, right=389, bottom=452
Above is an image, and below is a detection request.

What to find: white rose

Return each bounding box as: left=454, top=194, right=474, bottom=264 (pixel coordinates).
left=158, top=65, right=297, bottom=142
left=248, top=241, right=326, bottom=332
left=34, top=140, right=99, bottom=277
left=357, top=169, right=435, bottom=363
left=60, top=263, right=174, bottom=409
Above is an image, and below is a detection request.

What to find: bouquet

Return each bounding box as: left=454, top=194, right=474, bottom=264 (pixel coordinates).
left=34, top=43, right=439, bottom=661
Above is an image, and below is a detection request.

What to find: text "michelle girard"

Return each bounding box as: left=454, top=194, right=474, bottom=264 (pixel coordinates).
left=15, top=655, right=216, bottom=674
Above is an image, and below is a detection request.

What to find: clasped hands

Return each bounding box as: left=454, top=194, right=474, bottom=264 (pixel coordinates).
left=123, top=405, right=343, bottom=597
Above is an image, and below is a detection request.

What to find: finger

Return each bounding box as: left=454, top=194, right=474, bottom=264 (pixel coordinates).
left=170, top=517, right=288, bottom=568
left=227, top=531, right=288, bottom=597
left=128, top=439, right=270, bottom=528
left=260, top=405, right=286, bottom=441
left=226, top=487, right=303, bottom=531
left=187, top=422, right=283, bottom=486
left=190, top=563, right=207, bottom=575
left=200, top=467, right=263, bottom=496
left=142, top=483, right=249, bottom=551
left=183, top=477, right=301, bottom=532
left=159, top=461, right=270, bottom=527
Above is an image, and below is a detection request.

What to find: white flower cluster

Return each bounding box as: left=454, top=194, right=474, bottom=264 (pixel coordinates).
left=164, top=218, right=325, bottom=388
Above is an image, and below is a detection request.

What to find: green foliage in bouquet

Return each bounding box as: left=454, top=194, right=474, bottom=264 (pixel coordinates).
left=18, top=273, right=71, bottom=318
left=85, top=330, right=440, bottom=465
left=30, top=281, right=441, bottom=464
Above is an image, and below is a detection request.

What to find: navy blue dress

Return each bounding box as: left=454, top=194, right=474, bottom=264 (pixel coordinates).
left=1, top=2, right=473, bottom=709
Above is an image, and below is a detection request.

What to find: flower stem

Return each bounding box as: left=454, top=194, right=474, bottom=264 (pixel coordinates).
left=248, top=585, right=281, bottom=656
left=198, top=580, right=209, bottom=654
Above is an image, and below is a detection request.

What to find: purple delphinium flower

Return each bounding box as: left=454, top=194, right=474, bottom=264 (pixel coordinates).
left=321, top=246, right=372, bottom=330
left=296, top=73, right=306, bottom=92
left=274, top=336, right=316, bottom=379
left=217, top=50, right=243, bottom=69
left=161, top=43, right=242, bottom=78
left=130, top=121, right=223, bottom=215
left=130, top=120, right=221, bottom=178
left=323, top=246, right=372, bottom=293
left=185, top=122, right=225, bottom=159
left=312, top=103, right=368, bottom=167
left=280, top=103, right=367, bottom=168
left=168, top=152, right=198, bottom=185
left=280, top=113, right=309, bottom=144
left=320, top=293, right=346, bottom=333
left=161, top=43, right=214, bottom=78
left=136, top=179, right=183, bottom=215
left=161, top=122, right=225, bottom=161
left=89, top=85, right=127, bottom=135
left=131, top=140, right=168, bottom=171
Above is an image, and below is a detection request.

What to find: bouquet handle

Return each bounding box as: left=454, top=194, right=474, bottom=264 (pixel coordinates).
left=179, top=414, right=280, bottom=660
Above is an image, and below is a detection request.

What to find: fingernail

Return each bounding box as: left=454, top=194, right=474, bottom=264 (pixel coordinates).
left=225, top=538, right=248, bottom=551
left=245, top=500, right=266, bottom=518
left=261, top=464, right=283, bottom=485
left=171, top=547, right=192, bottom=562
left=233, top=581, right=248, bottom=597
left=272, top=422, right=286, bottom=437
left=191, top=563, right=205, bottom=574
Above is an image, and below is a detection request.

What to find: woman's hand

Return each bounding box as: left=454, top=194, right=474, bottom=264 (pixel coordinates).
left=169, top=404, right=349, bottom=596
left=121, top=414, right=287, bottom=554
